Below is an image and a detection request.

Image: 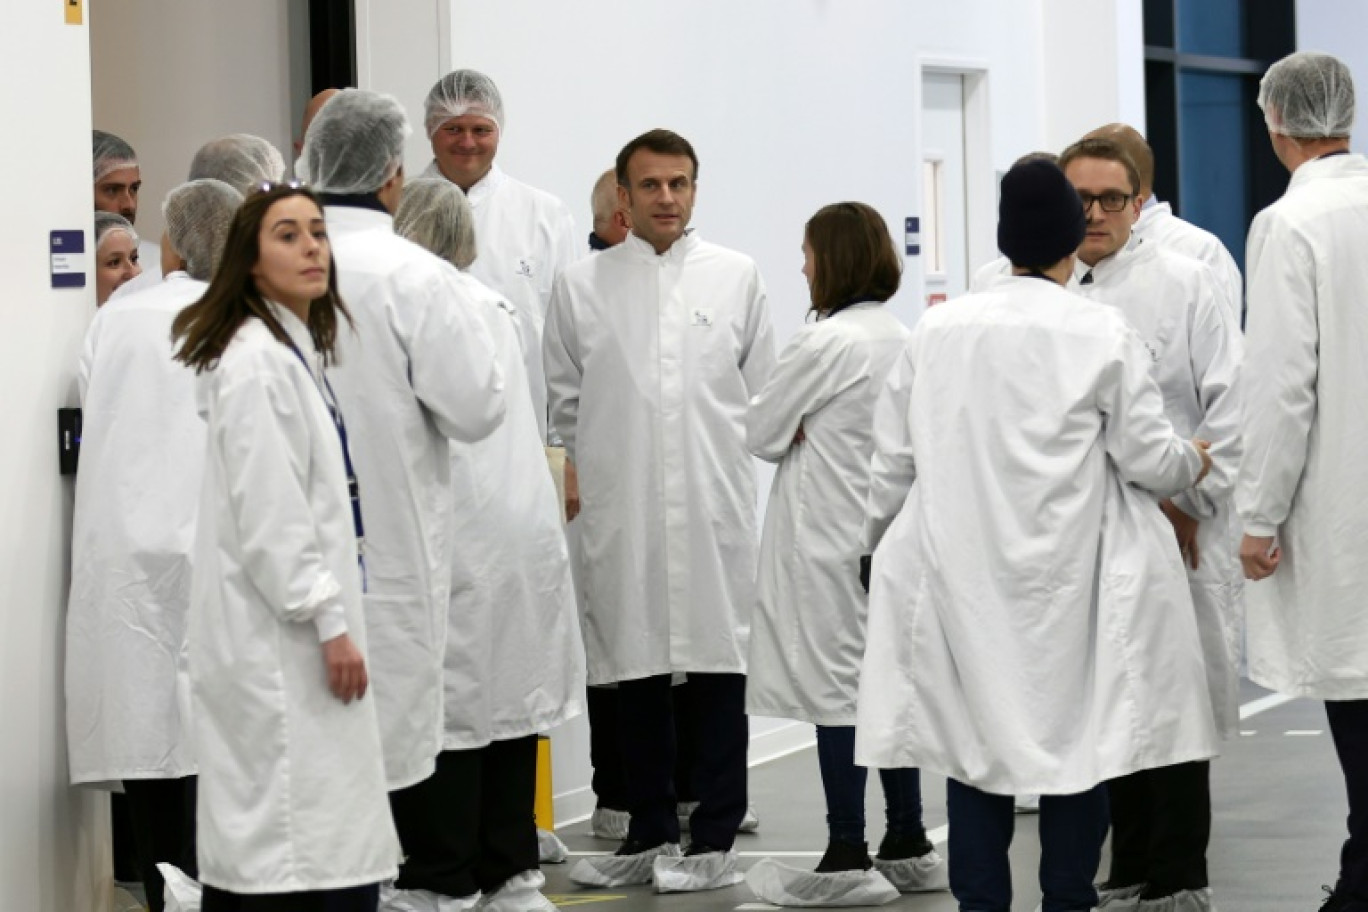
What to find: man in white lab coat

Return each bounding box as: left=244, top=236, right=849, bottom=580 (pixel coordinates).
left=1237, top=51, right=1368, bottom=912
left=1061, top=137, right=1243, bottom=912
left=548, top=129, right=775, bottom=892
left=421, top=69, right=578, bottom=442
left=1084, top=123, right=1244, bottom=327
left=298, top=88, right=511, bottom=903
left=856, top=158, right=1217, bottom=912
left=68, top=178, right=241, bottom=912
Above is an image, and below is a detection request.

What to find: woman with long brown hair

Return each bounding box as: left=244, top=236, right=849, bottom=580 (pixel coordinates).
left=172, top=183, right=398, bottom=911
left=744, top=202, right=947, bottom=904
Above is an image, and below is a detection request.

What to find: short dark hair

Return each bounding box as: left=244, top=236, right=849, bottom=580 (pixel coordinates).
left=1058, top=137, right=1142, bottom=195
left=615, top=129, right=699, bottom=186
left=804, top=202, right=902, bottom=317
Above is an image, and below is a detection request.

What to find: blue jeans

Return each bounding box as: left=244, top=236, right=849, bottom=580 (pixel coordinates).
left=946, top=778, right=1107, bottom=912
left=815, top=725, right=924, bottom=845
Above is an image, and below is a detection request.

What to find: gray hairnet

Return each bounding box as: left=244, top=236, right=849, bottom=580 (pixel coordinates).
left=188, top=134, right=286, bottom=196
left=394, top=178, right=478, bottom=269
left=92, top=130, right=138, bottom=183
left=162, top=179, right=244, bottom=282
left=298, top=88, right=411, bottom=194
left=94, top=211, right=138, bottom=249
left=1259, top=51, right=1356, bottom=138
left=424, top=69, right=504, bottom=138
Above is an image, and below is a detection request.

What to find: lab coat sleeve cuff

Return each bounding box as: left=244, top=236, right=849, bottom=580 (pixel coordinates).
left=313, top=602, right=349, bottom=643
left=1243, top=520, right=1279, bottom=539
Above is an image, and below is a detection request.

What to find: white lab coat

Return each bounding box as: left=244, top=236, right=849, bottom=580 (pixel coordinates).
left=969, top=255, right=1011, bottom=293
left=1236, top=152, right=1368, bottom=701
left=422, top=161, right=579, bottom=440
left=443, top=274, right=585, bottom=749
left=190, top=303, right=398, bottom=892
left=544, top=232, right=776, bottom=684
left=1135, top=200, right=1243, bottom=326
left=855, top=277, right=1218, bottom=795
left=1071, top=238, right=1245, bottom=738
left=745, top=303, right=909, bottom=726
left=67, top=273, right=205, bottom=785
left=324, top=205, right=507, bottom=789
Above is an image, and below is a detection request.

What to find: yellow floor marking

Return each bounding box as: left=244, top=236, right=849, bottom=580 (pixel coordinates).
left=547, top=895, right=630, bottom=907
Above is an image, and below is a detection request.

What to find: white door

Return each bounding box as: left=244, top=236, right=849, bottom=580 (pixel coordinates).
left=921, top=72, right=969, bottom=303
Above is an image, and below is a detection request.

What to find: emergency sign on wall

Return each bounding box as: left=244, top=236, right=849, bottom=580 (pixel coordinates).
left=51, top=230, right=86, bottom=288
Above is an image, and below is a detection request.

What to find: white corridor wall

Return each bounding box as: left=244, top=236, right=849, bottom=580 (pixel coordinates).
left=0, top=6, right=109, bottom=912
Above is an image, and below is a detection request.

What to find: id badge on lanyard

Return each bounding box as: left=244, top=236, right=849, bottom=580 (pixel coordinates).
left=287, top=341, right=368, bottom=592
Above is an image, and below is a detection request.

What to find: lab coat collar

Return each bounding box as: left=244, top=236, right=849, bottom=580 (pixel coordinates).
left=463, top=163, right=507, bottom=210
left=263, top=299, right=319, bottom=364
left=1076, top=231, right=1144, bottom=284
left=1288, top=150, right=1368, bottom=191
left=323, top=204, right=394, bottom=235
left=621, top=228, right=698, bottom=262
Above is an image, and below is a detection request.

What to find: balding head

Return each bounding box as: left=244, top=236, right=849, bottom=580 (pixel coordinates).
left=1084, top=123, right=1154, bottom=197
left=590, top=168, right=631, bottom=247
left=295, top=88, right=341, bottom=155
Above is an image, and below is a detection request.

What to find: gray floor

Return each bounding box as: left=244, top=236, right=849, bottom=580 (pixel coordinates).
left=543, top=679, right=1347, bottom=910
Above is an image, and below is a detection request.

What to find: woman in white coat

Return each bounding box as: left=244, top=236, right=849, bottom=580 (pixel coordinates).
left=68, top=179, right=241, bottom=912
left=856, top=161, right=1217, bottom=912
left=743, top=202, right=945, bottom=905
left=171, top=184, right=399, bottom=910
left=389, top=179, right=584, bottom=912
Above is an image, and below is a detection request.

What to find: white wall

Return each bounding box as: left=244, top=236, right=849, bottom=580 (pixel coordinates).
left=350, top=0, right=1141, bottom=821
left=0, top=7, right=109, bottom=912
left=90, top=0, right=305, bottom=242
left=1296, top=0, right=1368, bottom=152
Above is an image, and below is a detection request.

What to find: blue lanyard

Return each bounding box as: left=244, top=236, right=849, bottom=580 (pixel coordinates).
left=285, top=339, right=367, bottom=591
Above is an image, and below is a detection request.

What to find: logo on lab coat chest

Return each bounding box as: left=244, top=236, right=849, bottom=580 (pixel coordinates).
left=691, top=308, right=714, bottom=327
left=515, top=258, right=536, bottom=279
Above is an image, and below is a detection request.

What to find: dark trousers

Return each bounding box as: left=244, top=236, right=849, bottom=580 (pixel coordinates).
left=1328, top=699, right=1368, bottom=902
left=123, top=776, right=198, bottom=912
left=617, top=672, right=747, bottom=850
left=815, top=725, right=924, bottom=845
left=389, top=737, right=539, bottom=898
left=947, top=778, right=1108, bottom=912
left=1106, top=760, right=1210, bottom=894
left=588, top=681, right=698, bottom=810
left=201, top=884, right=378, bottom=912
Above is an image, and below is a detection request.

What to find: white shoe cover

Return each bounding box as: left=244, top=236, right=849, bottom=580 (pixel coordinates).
left=379, top=883, right=481, bottom=912
left=871, top=851, right=949, bottom=893
left=476, top=870, right=556, bottom=912
left=1136, top=888, right=1216, bottom=912
left=739, top=805, right=761, bottom=833
left=653, top=850, right=744, bottom=893
left=569, top=843, right=682, bottom=887
left=591, top=807, right=630, bottom=840
left=744, top=857, right=899, bottom=907
left=537, top=828, right=568, bottom=864
left=157, top=864, right=202, bottom=912
left=1097, top=883, right=1145, bottom=909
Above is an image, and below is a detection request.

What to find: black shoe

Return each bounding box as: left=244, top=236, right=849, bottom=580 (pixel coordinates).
left=876, top=830, right=934, bottom=861
left=684, top=840, right=725, bottom=857
left=815, top=839, right=873, bottom=873
left=616, top=836, right=667, bottom=856
left=1318, top=884, right=1364, bottom=912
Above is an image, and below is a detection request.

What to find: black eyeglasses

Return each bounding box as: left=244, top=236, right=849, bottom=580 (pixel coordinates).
left=1077, top=190, right=1133, bottom=213
left=252, top=180, right=308, bottom=196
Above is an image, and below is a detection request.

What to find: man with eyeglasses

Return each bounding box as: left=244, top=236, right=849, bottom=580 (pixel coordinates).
left=1059, top=136, right=1244, bottom=912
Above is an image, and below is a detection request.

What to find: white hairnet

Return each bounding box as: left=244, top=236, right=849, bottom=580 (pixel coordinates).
left=1259, top=51, right=1356, bottom=138
left=92, top=130, right=138, bottom=183
left=188, top=134, right=286, bottom=196
left=94, top=211, right=138, bottom=249
left=394, top=178, right=478, bottom=269
left=162, top=179, right=244, bottom=282
left=424, top=69, right=504, bottom=137
left=297, top=88, right=411, bottom=194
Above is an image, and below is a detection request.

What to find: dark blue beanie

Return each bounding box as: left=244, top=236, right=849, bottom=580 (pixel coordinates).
left=997, top=160, right=1086, bottom=269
